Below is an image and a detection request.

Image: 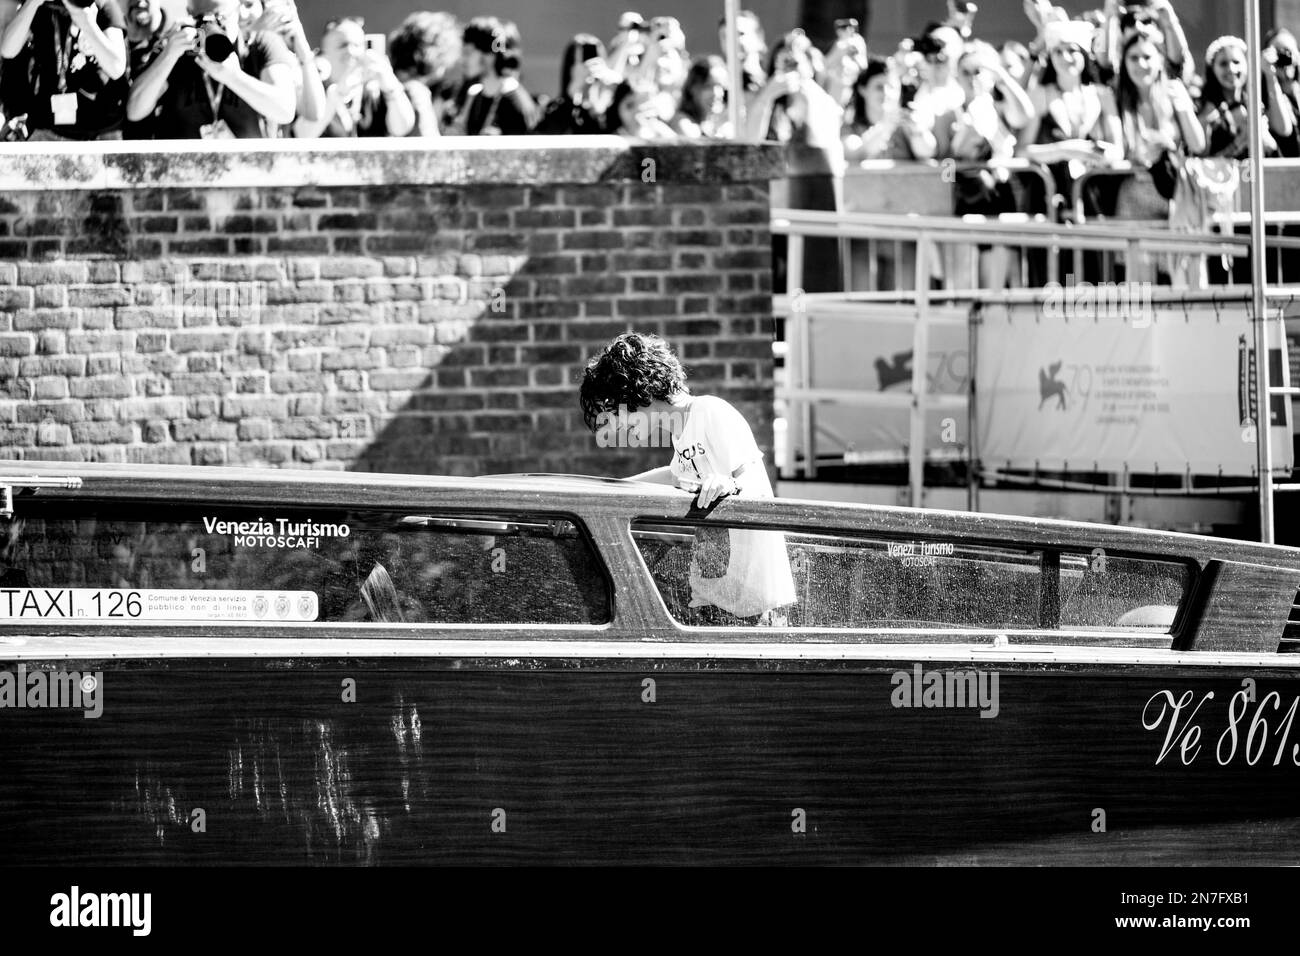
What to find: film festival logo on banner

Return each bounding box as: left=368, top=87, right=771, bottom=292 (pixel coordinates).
left=1041, top=275, right=1154, bottom=328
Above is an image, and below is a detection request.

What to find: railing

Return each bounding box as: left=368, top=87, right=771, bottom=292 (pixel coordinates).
left=771, top=207, right=1300, bottom=508
left=797, top=158, right=1300, bottom=292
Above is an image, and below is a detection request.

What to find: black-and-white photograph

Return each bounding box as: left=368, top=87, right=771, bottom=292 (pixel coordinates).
left=0, top=0, right=1297, bottom=934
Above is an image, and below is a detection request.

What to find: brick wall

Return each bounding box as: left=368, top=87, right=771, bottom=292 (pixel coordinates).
left=0, top=140, right=782, bottom=478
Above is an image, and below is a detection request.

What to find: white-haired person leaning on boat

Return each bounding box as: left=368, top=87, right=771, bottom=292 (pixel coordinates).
left=579, top=331, right=796, bottom=626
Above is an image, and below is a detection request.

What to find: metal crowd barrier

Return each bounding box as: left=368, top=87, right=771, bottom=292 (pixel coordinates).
left=770, top=207, right=1300, bottom=506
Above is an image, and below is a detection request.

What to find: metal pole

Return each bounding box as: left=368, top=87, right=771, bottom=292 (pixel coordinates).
left=1246, top=0, right=1275, bottom=542
left=723, top=0, right=742, bottom=137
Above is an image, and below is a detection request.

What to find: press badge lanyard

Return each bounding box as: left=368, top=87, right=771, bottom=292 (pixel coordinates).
left=49, top=15, right=81, bottom=125
left=203, top=76, right=225, bottom=126
left=51, top=16, right=77, bottom=93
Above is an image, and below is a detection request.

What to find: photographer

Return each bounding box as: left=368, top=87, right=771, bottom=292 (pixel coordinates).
left=0, top=0, right=127, bottom=141
left=1265, top=28, right=1300, bottom=157
left=125, top=0, right=295, bottom=139
left=294, top=17, right=414, bottom=138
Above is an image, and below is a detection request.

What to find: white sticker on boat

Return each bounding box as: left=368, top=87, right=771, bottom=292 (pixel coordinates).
left=0, top=588, right=319, bottom=622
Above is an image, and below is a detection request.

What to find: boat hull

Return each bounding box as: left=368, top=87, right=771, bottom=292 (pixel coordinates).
left=3, top=654, right=1299, bottom=865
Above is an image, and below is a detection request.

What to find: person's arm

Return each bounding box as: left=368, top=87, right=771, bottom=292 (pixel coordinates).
left=365, top=51, right=414, bottom=137
left=1097, top=0, right=1121, bottom=76
left=1170, top=79, right=1206, bottom=156
left=125, top=23, right=190, bottom=122
left=405, top=80, right=439, bottom=136
left=743, top=72, right=794, bottom=140
left=1150, top=0, right=1192, bottom=85
left=198, top=49, right=295, bottom=127
left=293, top=82, right=341, bottom=138
left=1094, top=86, right=1124, bottom=163
left=1016, top=84, right=1045, bottom=157
left=0, top=0, right=41, bottom=60
left=990, top=61, right=1034, bottom=131
left=799, top=75, right=848, bottom=151
left=67, top=0, right=125, bottom=80
left=1265, top=66, right=1294, bottom=142
left=284, top=15, right=326, bottom=125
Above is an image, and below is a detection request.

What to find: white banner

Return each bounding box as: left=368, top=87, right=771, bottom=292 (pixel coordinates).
left=977, top=301, right=1292, bottom=476
left=788, top=305, right=969, bottom=462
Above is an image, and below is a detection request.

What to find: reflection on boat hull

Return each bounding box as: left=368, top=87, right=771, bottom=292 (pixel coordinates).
left=3, top=657, right=1299, bottom=865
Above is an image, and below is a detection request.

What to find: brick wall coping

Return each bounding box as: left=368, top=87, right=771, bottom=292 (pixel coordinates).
left=0, top=136, right=784, bottom=192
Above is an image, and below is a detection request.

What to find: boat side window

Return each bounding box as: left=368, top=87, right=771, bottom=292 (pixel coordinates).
left=632, top=521, right=1193, bottom=636
left=0, top=503, right=610, bottom=626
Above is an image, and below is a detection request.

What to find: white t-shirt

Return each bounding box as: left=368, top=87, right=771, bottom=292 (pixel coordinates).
left=668, top=396, right=796, bottom=618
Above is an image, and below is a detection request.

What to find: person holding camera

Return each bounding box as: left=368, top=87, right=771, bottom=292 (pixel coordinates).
left=1266, top=28, right=1300, bottom=157
left=125, top=0, right=295, bottom=139
left=0, top=0, right=127, bottom=141
left=293, top=17, right=414, bottom=138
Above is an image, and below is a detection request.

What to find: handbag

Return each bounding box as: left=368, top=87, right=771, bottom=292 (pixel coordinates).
left=1149, top=148, right=1181, bottom=201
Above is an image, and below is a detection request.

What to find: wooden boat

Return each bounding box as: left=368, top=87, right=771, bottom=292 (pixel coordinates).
left=1, top=460, right=1298, bottom=865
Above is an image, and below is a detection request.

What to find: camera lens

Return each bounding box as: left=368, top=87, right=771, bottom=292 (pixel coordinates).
left=204, top=32, right=235, bottom=61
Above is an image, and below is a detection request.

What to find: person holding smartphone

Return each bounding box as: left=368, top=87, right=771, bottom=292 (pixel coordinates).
left=824, top=17, right=868, bottom=108
left=0, top=0, right=128, bottom=141
left=294, top=16, right=413, bottom=138
left=580, top=332, right=796, bottom=626
left=534, top=33, right=616, bottom=135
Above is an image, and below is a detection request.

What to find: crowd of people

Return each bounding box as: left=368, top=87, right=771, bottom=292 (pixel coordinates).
left=1, top=3, right=1296, bottom=236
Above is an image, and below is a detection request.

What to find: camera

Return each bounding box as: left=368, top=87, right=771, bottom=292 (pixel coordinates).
left=1277, top=47, right=1295, bottom=68
left=191, top=15, right=235, bottom=61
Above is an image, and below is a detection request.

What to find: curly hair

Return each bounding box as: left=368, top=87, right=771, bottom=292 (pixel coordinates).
left=463, top=16, right=522, bottom=76
left=579, top=332, right=689, bottom=432
left=388, top=12, right=462, bottom=82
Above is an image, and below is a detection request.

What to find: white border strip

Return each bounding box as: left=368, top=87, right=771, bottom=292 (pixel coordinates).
left=0, top=636, right=1297, bottom=668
